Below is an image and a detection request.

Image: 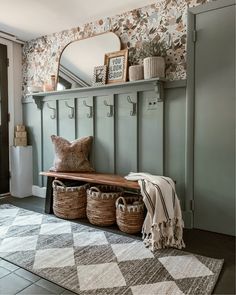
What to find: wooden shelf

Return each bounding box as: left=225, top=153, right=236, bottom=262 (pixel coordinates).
left=26, top=77, right=165, bottom=98
left=22, top=78, right=166, bottom=109
left=40, top=171, right=140, bottom=190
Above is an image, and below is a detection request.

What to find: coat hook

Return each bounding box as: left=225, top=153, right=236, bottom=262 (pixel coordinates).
left=46, top=103, right=56, bottom=119
left=65, top=101, right=75, bottom=119
left=83, top=100, right=93, bottom=118
left=127, top=96, right=137, bottom=116
left=154, top=81, right=164, bottom=102
left=103, top=100, right=114, bottom=117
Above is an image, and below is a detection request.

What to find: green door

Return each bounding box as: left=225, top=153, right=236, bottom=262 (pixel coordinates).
left=193, top=2, right=235, bottom=235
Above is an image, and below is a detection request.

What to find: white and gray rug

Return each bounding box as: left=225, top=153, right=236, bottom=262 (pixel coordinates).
left=0, top=204, right=223, bottom=294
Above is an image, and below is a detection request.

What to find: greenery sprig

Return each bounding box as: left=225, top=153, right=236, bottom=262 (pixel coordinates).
left=129, top=40, right=166, bottom=65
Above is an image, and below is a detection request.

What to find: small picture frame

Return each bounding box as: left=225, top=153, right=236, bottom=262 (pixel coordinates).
left=104, top=49, right=128, bottom=84
left=92, top=65, right=107, bottom=86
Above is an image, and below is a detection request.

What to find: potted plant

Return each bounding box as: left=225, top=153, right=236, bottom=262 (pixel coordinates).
left=128, top=48, right=144, bottom=82
left=129, top=39, right=166, bottom=80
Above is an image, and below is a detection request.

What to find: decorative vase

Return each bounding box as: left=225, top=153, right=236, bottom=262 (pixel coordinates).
left=143, top=56, right=165, bottom=79
left=43, top=83, right=53, bottom=92
left=50, top=75, right=56, bottom=91
left=129, top=65, right=144, bottom=81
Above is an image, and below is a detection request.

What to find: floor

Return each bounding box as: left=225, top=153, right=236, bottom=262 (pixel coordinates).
left=0, top=259, right=75, bottom=294
left=0, top=196, right=235, bottom=295
left=0, top=197, right=76, bottom=295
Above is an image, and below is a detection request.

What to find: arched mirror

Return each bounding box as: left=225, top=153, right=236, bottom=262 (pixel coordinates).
left=57, top=32, right=121, bottom=90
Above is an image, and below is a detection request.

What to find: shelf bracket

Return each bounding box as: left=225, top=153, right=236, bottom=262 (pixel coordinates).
left=32, top=96, right=43, bottom=109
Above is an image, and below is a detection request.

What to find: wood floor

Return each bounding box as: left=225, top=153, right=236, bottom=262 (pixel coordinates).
left=0, top=195, right=235, bottom=295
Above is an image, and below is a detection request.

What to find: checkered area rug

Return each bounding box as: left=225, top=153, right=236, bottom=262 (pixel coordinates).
left=0, top=204, right=223, bottom=294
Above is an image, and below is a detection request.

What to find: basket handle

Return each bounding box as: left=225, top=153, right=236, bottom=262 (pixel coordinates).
left=116, top=196, right=127, bottom=208
left=89, top=186, right=101, bottom=196
left=53, top=180, right=66, bottom=188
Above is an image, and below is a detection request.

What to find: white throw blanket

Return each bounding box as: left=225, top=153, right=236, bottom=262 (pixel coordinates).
left=125, top=172, right=185, bottom=251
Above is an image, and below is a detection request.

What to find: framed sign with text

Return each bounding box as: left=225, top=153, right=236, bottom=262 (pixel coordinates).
left=104, top=49, right=128, bottom=84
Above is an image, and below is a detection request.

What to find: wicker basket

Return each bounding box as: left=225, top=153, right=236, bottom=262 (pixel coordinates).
left=116, top=194, right=145, bottom=234
left=86, top=185, right=123, bottom=226
left=53, top=180, right=88, bottom=219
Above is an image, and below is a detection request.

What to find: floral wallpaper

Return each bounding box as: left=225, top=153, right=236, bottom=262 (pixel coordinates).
left=22, top=0, right=210, bottom=94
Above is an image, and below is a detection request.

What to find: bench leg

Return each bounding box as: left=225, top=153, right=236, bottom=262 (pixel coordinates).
left=45, top=176, right=54, bottom=214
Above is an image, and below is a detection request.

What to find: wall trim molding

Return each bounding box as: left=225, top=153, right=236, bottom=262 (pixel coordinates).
left=32, top=185, right=46, bottom=198
left=182, top=210, right=194, bottom=229
left=0, top=31, right=25, bottom=45
left=164, top=80, right=186, bottom=89
left=0, top=38, right=14, bottom=148
left=188, top=0, right=235, bottom=14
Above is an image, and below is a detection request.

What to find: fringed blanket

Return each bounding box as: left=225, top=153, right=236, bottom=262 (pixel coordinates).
left=125, top=172, right=185, bottom=251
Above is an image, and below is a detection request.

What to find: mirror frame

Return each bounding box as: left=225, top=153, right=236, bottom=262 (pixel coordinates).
left=56, top=31, right=121, bottom=89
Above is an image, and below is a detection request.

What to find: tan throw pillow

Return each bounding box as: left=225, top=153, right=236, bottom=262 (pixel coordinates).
left=51, top=135, right=94, bottom=172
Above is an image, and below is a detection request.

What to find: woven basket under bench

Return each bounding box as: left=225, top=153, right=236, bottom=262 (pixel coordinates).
left=86, top=185, right=123, bottom=226
left=116, top=194, right=145, bottom=234
left=52, top=180, right=88, bottom=219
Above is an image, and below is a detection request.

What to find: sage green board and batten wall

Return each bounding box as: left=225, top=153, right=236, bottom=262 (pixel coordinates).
left=22, top=80, right=187, bottom=212
left=94, top=95, right=114, bottom=173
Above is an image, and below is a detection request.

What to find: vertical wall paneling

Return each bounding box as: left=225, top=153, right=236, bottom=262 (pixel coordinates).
left=23, top=101, right=43, bottom=186
left=42, top=100, right=57, bottom=186
left=58, top=98, right=76, bottom=141
left=185, top=10, right=195, bottom=223
left=138, top=91, right=164, bottom=175
left=76, top=96, right=94, bottom=166
left=76, top=96, right=94, bottom=138
left=94, top=95, right=115, bottom=173
left=164, top=86, right=186, bottom=208
left=115, top=93, right=138, bottom=176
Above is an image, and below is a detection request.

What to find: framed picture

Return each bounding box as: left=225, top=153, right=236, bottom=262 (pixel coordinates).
left=104, top=49, right=128, bottom=84
left=92, top=65, right=107, bottom=86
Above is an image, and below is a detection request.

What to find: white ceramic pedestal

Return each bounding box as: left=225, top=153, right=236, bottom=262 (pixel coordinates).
left=10, top=146, right=33, bottom=198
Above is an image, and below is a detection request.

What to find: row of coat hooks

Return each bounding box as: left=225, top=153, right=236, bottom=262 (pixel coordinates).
left=46, top=96, right=137, bottom=120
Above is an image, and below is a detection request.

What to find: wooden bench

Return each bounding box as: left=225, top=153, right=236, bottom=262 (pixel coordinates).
left=40, top=171, right=139, bottom=214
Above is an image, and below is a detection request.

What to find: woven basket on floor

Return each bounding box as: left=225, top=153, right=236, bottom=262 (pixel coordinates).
left=116, top=194, right=145, bottom=234
left=86, top=185, right=123, bottom=226
left=53, top=180, right=88, bottom=219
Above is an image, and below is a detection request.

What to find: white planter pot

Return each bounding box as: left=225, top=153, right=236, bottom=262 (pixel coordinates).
left=129, top=65, right=144, bottom=81
left=143, top=56, right=165, bottom=79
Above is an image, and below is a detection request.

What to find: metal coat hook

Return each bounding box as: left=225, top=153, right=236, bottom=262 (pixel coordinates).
left=46, top=103, right=56, bottom=119
left=127, top=96, right=137, bottom=116
left=154, top=81, right=164, bottom=102
left=103, top=100, right=114, bottom=117
left=65, top=101, right=75, bottom=119
left=83, top=100, right=93, bottom=118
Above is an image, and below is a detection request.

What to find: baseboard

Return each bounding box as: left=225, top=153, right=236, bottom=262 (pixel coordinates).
left=182, top=210, right=194, bottom=228
left=32, top=185, right=46, bottom=198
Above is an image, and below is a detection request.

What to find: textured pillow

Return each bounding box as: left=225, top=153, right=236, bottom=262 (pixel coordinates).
left=50, top=135, right=94, bottom=172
